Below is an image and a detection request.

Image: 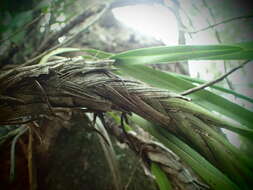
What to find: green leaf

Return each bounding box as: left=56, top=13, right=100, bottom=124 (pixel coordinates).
left=38, top=48, right=114, bottom=65
left=38, top=48, right=83, bottom=65
left=205, top=41, right=253, bottom=60
left=151, top=162, right=172, bottom=190
left=108, top=112, right=132, bottom=132
left=166, top=98, right=253, bottom=139
left=114, top=64, right=253, bottom=130
left=83, top=49, right=114, bottom=59
left=112, top=42, right=253, bottom=65
left=133, top=115, right=241, bottom=190
left=170, top=72, right=253, bottom=104
left=108, top=113, right=242, bottom=189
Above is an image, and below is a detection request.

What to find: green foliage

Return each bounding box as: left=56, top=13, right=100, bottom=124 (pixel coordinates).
left=151, top=163, right=172, bottom=190
left=81, top=45, right=253, bottom=136
left=112, top=42, right=253, bottom=64
left=133, top=115, right=241, bottom=190
left=109, top=43, right=253, bottom=130
left=35, top=24, right=253, bottom=190
left=115, top=64, right=253, bottom=129
left=38, top=48, right=83, bottom=64
left=109, top=42, right=253, bottom=189
left=2, top=0, right=252, bottom=189
left=83, top=49, right=114, bottom=59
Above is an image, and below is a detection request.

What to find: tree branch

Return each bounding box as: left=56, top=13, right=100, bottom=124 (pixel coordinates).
left=35, top=2, right=109, bottom=55
left=181, top=60, right=250, bottom=96
left=188, top=14, right=253, bottom=34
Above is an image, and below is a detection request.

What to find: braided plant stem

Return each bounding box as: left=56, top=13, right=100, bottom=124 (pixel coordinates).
left=0, top=57, right=252, bottom=189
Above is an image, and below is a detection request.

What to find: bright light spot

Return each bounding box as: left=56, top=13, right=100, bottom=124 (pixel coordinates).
left=57, top=14, right=66, bottom=22
left=222, top=129, right=241, bottom=148
left=112, top=4, right=179, bottom=45
left=58, top=36, right=66, bottom=43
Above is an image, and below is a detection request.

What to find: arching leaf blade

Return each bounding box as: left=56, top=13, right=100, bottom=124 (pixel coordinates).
left=114, top=64, right=253, bottom=130
left=112, top=42, right=253, bottom=65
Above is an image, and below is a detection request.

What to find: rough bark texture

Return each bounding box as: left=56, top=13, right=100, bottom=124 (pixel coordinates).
left=34, top=112, right=157, bottom=190
left=0, top=111, right=157, bottom=190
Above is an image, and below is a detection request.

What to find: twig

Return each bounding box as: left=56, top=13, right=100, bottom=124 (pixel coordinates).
left=36, top=4, right=93, bottom=53
left=38, top=1, right=57, bottom=50
left=22, top=3, right=109, bottom=66
left=181, top=60, right=250, bottom=96
left=22, top=45, right=61, bottom=66
left=202, top=0, right=222, bottom=42
left=28, top=127, right=37, bottom=190
left=171, top=72, right=253, bottom=103
left=188, top=14, right=253, bottom=34
left=36, top=2, right=108, bottom=54
left=58, top=3, right=109, bottom=47
left=34, top=80, right=54, bottom=115
left=202, top=0, right=234, bottom=90
left=30, top=121, right=43, bottom=144
left=10, top=126, right=29, bottom=182
left=223, top=61, right=235, bottom=90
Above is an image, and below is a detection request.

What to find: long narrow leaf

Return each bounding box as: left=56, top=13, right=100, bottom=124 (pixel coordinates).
left=133, top=115, right=240, bottom=190
left=38, top=48, right=82, bottom=64
left=83, top=49, right=114, bottom=59
left=151, top=163, right=172, bottom=190
left=39, top=48, right=114, bottom=65
left=112, top=42, right=253, bottom=65
left=166, top=98, right=253, bottom=139
left=114, top=64, right=253, bottom=129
